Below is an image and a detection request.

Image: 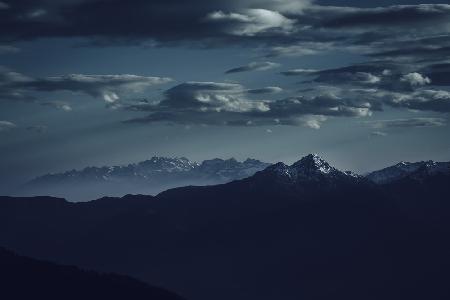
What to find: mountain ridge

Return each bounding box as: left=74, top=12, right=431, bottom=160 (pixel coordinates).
left=1, top=154, right=450, bottom=300
left=21, top=156, right=270, bottom=201
left=16, top=154, right=450, bottom=201
left=366, top=160, right=450, bottom=184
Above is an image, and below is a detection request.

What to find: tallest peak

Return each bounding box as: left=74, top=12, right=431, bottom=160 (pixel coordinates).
left=298, top=154, right=328, bottom=166
left=302, top=153, right=324, bottom=161
left=293, top=154, right=333, bottom=174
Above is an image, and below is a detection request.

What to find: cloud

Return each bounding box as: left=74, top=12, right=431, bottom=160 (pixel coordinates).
left=246, top=86, right=282, bottom=94
left=0, top=120, right=16, bottom=131
left=280, top=69, right=319, bottom=76
left=0, top=67, right=172, bottom=106
left=206, top=9, right=295, bottom=36
left=315, top=71, right=382, bottom=86
left=0, top=45, right=19, bottom=54
left=383, top=89, right=450, bottom=113
left=303, top=63, right=443, bottom=102
left=400, top=72, right=431, bottom=87
left=28, top=9, right=47, bottom=19
left=320, top=4, right=450, bottom=30
left=225, top=61, right=280, bottom=74
left=26, top=125, right=48, bottom=133
left=247, top=0, right=313, bottom=14
left=29, top=74, right=172, bottom=103
left=0, top=67, right=35, bottom=102
left=370, top=131, right=388, bottom=137
left=421, top=62, right=450, bottom=86
left=125, top=81, right=374, bottom=128
left=266, top=43, right=330, bottom=58
left=40, top=101, right=72, bottom=111
left=0, top=2, right=449, bottom=57
left=299, top=115, right=327, bottom=129
left=310, top=64, right=392, bottom=86
left=266, top=95, right=372, bottom=119
left=0, top=0, right=310, bottom=45
left=367, top=117, right=447, bottom=129
left=0, top=2, right=9, bottom=10
left=148, top=81, right=269, bottom=113
left=2, top=1, right=450, bottom=126
left=1, top=1, right=450, bottom=83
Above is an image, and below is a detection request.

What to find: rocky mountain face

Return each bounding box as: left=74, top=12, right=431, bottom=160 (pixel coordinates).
left=252, top=154, right=361, bottom=186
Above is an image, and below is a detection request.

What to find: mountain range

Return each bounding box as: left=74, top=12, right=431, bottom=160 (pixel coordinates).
left=366, top=160, right=450, bottom=184
left=19, top=154, right=450, bottom=201
left=21, top=157, right=270, bottom=201
left=2, top=154, right=450, bottom=300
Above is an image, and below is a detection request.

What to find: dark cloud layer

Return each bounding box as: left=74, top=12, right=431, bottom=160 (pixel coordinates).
left=0, top=0, right=309, bottom=44
left=0, top=67, right=172, bottom=106
left=1, top=1, right=450, bottom=128
left=1, top=1, right=449, bottom=51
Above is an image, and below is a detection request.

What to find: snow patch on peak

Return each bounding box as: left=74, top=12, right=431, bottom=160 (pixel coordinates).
left=263, top=162, right=297, bottom=180
left=292, top=154, right=334, bottom=174
left=259, top=154, right=357, bottom=185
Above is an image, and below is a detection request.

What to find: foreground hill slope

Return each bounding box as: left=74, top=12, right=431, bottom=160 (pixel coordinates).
left=0, top=247, right=185, bottom=300
left=1, top=154, right=450, bottom=300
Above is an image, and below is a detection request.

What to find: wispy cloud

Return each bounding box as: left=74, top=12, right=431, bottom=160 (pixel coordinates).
left=225, top=61, right=280, bottom=74
left=367, top=117, right=447, bottom=129
left=26, top=125, right=48, bottom=133
left=0, top=67, right=172, bottom=107
left=0, top=120, right=16, bottom=132
left=0, top=45, right=19, bottom=54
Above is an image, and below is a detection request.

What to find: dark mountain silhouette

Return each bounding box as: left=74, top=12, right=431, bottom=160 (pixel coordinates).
left=19, top=157, right=270, bottom=201
left=1, top=154, right=450, bottom=300
left=366, top=160, right=450, bottom=184
left=0, top=247, right=185, bottom=300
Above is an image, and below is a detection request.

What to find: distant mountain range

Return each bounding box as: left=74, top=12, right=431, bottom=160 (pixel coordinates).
left=2, top=154, right=450, bottom=300
left=0, top=247, right=184, bottom=300
left=366, top=160, right=450, bottom=184
left=21, top=157, right=271, bottom=201
left=20, top=154, right=450, bottom=201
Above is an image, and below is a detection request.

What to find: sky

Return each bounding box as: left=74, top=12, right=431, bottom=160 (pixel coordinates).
left=1, top=0, right=450, bottom=193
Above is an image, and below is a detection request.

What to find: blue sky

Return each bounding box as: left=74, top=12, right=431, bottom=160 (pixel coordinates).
left=1, top=0, right=449, bottom=192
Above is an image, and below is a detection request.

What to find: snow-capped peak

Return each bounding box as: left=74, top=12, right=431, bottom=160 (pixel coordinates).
left=257, top=154, right=356, bottom=186
left=292, top=154, right=334, bottom=174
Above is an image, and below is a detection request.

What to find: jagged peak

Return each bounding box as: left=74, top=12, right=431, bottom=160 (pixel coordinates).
left=243, top=158, right=264, bottom=164
left=263, top=162, right=294, bottom=179
left=148, top=156, right=192, bottom=162
left=367, top=159, right=450, bottom=184
left=200, top=158, right=235, bottom=166
left=395, top=160, right=437, bottom=167
left=266, top=162, right=289, bottom=171
left=292, top=154, right=334, bottom=174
